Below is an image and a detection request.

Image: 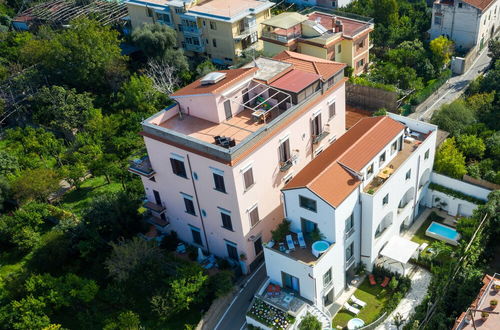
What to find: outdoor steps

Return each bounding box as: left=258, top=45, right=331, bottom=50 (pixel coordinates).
left=307, top=305, right=331, bottom=330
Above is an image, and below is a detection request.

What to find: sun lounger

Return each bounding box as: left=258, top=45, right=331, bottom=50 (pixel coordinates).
left=344, top=302, right=360, bottom=315
left=297, top=232, right=306, bottom=248
left=369, top=274, right=376, bottom=285
left=286, top=234, right=295, bottom=251
left=418, top=242, right=428, bottom=252
left=350, top=295, right=367, bottom=308
left=381, top=276, right=390, bottom=288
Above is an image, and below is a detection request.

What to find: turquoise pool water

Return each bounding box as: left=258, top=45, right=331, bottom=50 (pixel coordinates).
left=427, top=222, right=459, bottom=241
left=312, top=240, right=329, bottom=252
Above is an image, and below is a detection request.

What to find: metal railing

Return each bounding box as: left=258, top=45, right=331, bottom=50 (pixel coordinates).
left=262, top=31, right=301, bottom=43
left=345, top=227, right=355, bottom=239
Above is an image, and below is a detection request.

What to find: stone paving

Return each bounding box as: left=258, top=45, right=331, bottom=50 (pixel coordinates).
left=375, top=267, right=432, bottom=330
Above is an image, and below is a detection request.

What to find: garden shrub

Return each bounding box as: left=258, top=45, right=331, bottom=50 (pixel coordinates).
left=209, top=270, right=234, bottom=298
left=299, top=313, right=322, bottom=330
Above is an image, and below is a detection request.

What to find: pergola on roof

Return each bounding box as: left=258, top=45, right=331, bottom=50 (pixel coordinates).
left=261, top=12, right=307, bottom=29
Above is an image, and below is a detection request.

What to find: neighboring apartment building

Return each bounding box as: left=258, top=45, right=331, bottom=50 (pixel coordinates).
left=129, top=51, right=348, bottom=272
left=124, top=0, right=274, bottom=65
left=262, top=114, right=437, bottom=312
left=284, top=0, right=354, bottom=9
left=429, top=0, right=499, bottom=50
left=260, top=11, right=374, bottom=75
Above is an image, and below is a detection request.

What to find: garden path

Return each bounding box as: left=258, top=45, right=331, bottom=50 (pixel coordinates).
left=375, top=268, right=431, bottom=330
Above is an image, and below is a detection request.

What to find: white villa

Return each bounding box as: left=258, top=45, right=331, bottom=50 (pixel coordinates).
left=260, top=114, right=437, bottom=315
left=429, top=0, right=499, bottom=50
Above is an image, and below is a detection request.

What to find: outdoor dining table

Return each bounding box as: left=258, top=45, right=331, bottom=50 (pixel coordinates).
left=377, top=167, right=395, bottom=180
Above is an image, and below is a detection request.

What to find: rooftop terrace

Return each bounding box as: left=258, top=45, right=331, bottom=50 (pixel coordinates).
left=363, top=130, right=428, bottom=194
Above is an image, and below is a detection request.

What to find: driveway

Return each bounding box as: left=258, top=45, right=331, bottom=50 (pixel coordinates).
left=409, top=44, right=493, bottom=122
left=214, top=263, right=267, bottom=330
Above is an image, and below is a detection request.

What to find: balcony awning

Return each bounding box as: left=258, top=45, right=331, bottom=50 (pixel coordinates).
left=261, top=12, right=307, bottom=29
left=380, top=236, right=419, bottom=264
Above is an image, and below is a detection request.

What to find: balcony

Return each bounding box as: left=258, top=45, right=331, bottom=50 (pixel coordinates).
left=182, top=25, right=202, bottom=35
left=312, top=129, right=330, bottom=145
left=146, top=214, right=170, bottom=230
left=184, top=43, right=205, bottom=52
left=345, top=254, right=355, bottom=268
left=279, top=159, right=293, bottom=172
left=128, top=156, right=155, bottom=178
left=397, top=199, right=413, bottom=214
left=261, top=31, right=301, bottom=43
left=143, top=201, right=166, bottom=214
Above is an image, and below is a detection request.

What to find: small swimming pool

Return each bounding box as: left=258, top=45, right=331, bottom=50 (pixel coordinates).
left=426, top=221, right=460, bottom=246
left=312, top=240, right=330, bottom=257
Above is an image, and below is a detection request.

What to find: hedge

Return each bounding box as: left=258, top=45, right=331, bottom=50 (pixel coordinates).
left=428, top=182, right=486, bottom=205
left=410, top=69, right=452, bottom=105
left=349, top=76, right=398, bottom=92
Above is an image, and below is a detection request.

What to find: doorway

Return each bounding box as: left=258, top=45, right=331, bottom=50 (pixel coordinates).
left=224, top=100, right=232, bottom=119
left=153, top=190, right=162, bottom=205
left=324, top=287, right=334, bottom=306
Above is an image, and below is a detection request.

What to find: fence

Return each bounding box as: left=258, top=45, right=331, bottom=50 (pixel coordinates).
left=463, top=174, right=500, bottom=191
left=410, top=69, right=452, bottom=106
left=358, top=312, right=388, bottom=330
left=346, top=82, right=399, bottom=112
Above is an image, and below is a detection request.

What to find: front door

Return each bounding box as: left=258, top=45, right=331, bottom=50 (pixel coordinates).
left=224, top=100, right=232, bottom=119
left=153, top=190, right=162, bottom=205
left=254, top=236, right=263, bottom=256
left=324, top=287, right=334, bottom=306
left=242, top=88, right=250, bottom=107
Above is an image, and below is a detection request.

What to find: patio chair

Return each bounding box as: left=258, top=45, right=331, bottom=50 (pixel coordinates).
left=350, top=295, right=367, bottom=308
left=369, top=274, right=377, bottom=285
left=343, top=302, right=360, bottom=315
left=381, top=276, right=390, bottom=288
left=176, top=243, right=186, bottom=254
left=286, top=234, right=295, bottom=251
left=297, top=232, right=306, bottom=249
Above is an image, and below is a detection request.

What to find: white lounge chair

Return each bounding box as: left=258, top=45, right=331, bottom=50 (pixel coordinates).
left=344, top=302, right=360, bottom=315
left=286, top=234, right=295, bottom=251
left=350, top=295, right=366, bottom=308
left=297, top=232, right=306, bottom=249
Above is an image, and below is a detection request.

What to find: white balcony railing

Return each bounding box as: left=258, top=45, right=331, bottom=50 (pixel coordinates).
left=345, top=227, right=355, bottom=239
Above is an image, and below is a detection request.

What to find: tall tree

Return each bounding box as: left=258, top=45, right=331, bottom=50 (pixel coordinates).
left=434, top=138, right=467, bottom=179
left=21, top=19, right=127, bottom=92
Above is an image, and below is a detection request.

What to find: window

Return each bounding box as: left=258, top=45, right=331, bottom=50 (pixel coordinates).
left=146, top=7, right=153, bottom=17
left=357, top=59, right=364, bottom=68
left=226, top=241, right=238, bottom=260
left=220, top=209, right=233, bottom=231
left=249, top=205, right=260, bottom=227
left=367, top=163, right=374, bottom=176
left=358, top=39, right=365, bottom=49
left=406, top=169, right=411, bottom=180
left=424, top=149, right=430, bottom=160
left=243, top=167, right=255, bottom=190
left=299, top=196, right=317, bottom=212
left=311, top=114, right=322, bottom=137
left=458, top=2, right=462, bottom=8
left=338, top=44, right=341, bottom=53
left=157, top=13, right=170, bottom=23
left=254, top=236, right=263, bottom=256
left=328, top=101, right=336, bottom=119
left=331, top=1, right=337, bottom=8
left=210, top=21, right=217, bottom=30
left=191, top=227, right=203, bottom=246
left=183, top=194, right=195, bottom=215
left=345, top=212, right=354, bottom=232
left=391, top=140, right=398, bottom=154
left=175, top=7, right=184, bottom=14
left=213, top=173, right=226, bottom=193
left=382, top=194, right=389, bottom=205
left=282, top=272, right=300, bottom=293
left=279, top=139, right=291, bottom=163
left=250, top=32, right=258, bottom=44
left=301, top=218, right=318, bottom=235
left=379, top=152, right=386, bottom=164
left=212, top=38, right=217, bottom=47
left=170, top=158, right=187, bottom=178
left=153, top=190, right=162, bottom=205
left=323, top=268, right=332, bottom=286
left=346, top=242, right=354, bottom=260
left=434, top=16, right=442, bottom=25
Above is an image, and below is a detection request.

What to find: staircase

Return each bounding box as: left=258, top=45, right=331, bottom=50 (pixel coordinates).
left=307, top=305, right=331, bottom=330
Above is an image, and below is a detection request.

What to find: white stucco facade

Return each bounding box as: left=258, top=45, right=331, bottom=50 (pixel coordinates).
left=262, top=114, right=438, bottom=312
left=429, top=0, right=499, bottom=50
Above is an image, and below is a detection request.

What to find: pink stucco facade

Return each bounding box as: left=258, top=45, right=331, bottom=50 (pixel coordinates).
left=135, top=57, right=347, bottom=271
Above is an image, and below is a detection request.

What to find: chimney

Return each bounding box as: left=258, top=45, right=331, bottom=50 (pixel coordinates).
left=335, top=20, right=343, bottom=33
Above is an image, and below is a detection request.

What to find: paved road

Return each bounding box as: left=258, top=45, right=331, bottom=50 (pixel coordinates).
left=214, top=263, right=267, bottom=330
left=409, top=44, right=493, bottom=122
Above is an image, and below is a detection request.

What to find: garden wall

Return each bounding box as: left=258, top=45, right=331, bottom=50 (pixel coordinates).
left=421, top=172, right=491, bottom=217
left=346, top=82, right=399, bottom=112
left=451, top=45, right=480, bottom=75
left=195, top=286, right=239, bottom=330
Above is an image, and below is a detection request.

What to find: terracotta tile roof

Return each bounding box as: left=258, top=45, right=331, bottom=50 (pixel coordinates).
left=170, top=68, right=257, bottom=97
left=273, top=51, right=346, bottom=80
left=269, top=69, right=320, bottom=93
left=462, top=0, right=496, bottom=10
left=283, top=116, right=405, bottom=207
left=307, top=12, right=372, bottom=37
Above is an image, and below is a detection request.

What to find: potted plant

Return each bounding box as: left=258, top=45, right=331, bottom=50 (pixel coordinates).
left=481, top=311, right=489, bottom=321
left=490, top=299, right=498, bottom=309
left=494, top=284, right=500, bottom=292
left=240, top=253, right=247, bottom=261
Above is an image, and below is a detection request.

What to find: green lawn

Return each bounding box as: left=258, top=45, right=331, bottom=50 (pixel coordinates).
left=59, top=176, right=122, bottom=215
left=332, top=278, right=391, bottom=328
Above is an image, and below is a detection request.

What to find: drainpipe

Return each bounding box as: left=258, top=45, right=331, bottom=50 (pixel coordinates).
left=186, top=154, right=211, bottom=253
left=412, top=154, right=421, bottom=223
